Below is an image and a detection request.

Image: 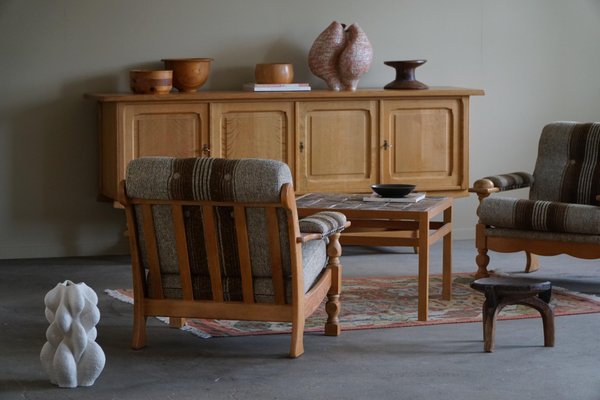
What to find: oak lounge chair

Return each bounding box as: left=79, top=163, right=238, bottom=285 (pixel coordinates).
left=470, top=121, right=600, bottom=278
left=118, top=157, right=349, bottom=358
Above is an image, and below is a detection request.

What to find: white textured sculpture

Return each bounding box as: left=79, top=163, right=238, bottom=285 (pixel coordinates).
left=40, top=280, right=105, bottom=388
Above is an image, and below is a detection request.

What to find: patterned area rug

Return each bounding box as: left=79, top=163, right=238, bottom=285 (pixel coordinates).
left=105, top=274, right=600, bottom=338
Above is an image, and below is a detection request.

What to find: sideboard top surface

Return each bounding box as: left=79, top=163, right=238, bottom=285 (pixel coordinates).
left=86, top=87, right=485, bottom=103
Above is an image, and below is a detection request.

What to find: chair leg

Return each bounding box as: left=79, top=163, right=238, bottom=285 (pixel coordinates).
left=475, top=224, right=490, bottom=278
left=475, top=248, right=490, bottom=279
left=169, top=317, right=185, bottom=328
left=131, top=315, right=148, bottom=350
left=524, top=252, right=540, bottom=273
left=325, top=232, right=342, bottom=336
left=325, top=292, right=341, bottom=336
left=289, top=316, right=305, bottom=358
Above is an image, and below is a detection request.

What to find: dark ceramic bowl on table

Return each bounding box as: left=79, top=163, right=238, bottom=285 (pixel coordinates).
left=370, top=184, right=416, bottom=198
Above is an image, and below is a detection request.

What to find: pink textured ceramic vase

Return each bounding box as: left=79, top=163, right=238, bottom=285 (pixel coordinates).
left=308, top=21, right=346, bottom=91
left=338, top=23, right=373, bottom=91
left=308, top=21, right=373, bottom=91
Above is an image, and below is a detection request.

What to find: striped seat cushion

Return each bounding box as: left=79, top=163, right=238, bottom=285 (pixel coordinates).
left=480, top=197, right=600, bottom=235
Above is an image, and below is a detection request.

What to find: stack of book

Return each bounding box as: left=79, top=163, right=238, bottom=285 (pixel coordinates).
left=243, top=83, right=311, bottom=92
left=362, top=192, right=426, bottom=203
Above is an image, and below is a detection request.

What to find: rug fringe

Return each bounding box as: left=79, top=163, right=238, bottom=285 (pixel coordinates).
left=104, top=289, right=133, bottom=305
left=180, top=325, right=213, bottom=339
left=104, top=289, right=214, bottom=339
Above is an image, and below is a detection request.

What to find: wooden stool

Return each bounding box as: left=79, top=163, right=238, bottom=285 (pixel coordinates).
left=470, top=277, right=555, bottom=352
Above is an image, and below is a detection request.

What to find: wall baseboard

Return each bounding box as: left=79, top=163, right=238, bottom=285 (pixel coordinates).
left=0, top=242, right=129, bottom=260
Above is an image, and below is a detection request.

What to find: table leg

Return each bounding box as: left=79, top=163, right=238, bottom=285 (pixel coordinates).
left=442, top=206, right=452, bottom=300
left=418, top=213, right=430, bottom=321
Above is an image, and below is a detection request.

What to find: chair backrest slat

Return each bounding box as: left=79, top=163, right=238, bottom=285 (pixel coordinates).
left=141, top=204, right=163, bottom=299
left=266, top=207, right=285, bottom=305
left=171, top=204, right=194, bottom=300
left=202, top=205, right=224, bottom=302
left=234, top=205, right=255, bottom=303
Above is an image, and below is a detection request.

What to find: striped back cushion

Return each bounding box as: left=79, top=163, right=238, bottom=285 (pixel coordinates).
left=125, top=157, right=294, bottom=302
left=530, top=122, right=600, bottom=205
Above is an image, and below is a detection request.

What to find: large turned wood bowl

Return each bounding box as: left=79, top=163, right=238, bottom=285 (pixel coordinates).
left=162, top=58, right=212, bottom=92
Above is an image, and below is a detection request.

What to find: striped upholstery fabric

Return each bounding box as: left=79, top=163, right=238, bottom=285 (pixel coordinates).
left=482, top=172, right=534, bottom=191
left=480, top=122, right=600, bottom=235
left=126, top=157, right=334, bottom=303
left=486, top=227, right=600, bottom=244
left=299, top=211, right=348, bottom=236
left=479, top=197, right=600, bottom=235
left=530, top=122, right=600, bottom=204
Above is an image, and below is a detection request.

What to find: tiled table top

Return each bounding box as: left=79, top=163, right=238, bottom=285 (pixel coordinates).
left=296, top=193, right=451, bottom=213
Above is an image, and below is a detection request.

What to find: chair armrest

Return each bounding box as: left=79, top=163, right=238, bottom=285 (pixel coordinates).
left=298, top=211, right=349, bottom=240
left=469, top=173, right=534, bottom=218
left=469, top=172, right=533, bottom=193
left=469, top=172, right=534, bottom=195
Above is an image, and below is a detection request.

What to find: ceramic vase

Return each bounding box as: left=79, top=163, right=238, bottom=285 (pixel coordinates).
left=308, top=21, right=373, bottom=91
left=308, top=21, right=346, bottom=91
left=40, top=280, right=105, bottom=388
left=338, top=23, right=373, bottom=91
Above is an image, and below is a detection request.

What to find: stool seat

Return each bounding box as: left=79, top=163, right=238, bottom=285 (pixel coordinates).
left=471, top=277, right=551, bottom=292
left=470, top=277, right=555, bottom=352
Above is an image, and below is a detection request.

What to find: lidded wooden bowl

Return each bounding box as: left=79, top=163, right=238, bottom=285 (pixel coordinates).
left=129, top=70, right=173, bottom=94
left=162, top=58, right=212, bottom=92
left=255, top=63, right=294, bottom=84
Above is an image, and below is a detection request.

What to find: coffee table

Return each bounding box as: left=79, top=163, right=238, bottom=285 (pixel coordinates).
left=296, top=193, right=452, bottom=321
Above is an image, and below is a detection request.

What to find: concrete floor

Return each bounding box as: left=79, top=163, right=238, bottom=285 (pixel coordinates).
left=2, top=240, right=600, bottom=399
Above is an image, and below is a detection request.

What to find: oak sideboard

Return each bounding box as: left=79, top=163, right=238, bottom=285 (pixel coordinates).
left=87, top=87, right=484, bottom=206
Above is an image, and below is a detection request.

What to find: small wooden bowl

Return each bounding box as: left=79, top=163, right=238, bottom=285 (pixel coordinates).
left=255, top=63, right=294, bottom=84
left=129, top=70, right=173, bottom=94
left=162, top=58, right=212, bottom=92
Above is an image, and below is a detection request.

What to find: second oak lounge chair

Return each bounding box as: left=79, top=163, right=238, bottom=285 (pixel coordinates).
left=470, top=121, right=600, bottom=278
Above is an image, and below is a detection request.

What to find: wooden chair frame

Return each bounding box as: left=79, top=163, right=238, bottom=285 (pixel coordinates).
left=471, top=183, right=600, bottom=278
left=118, top=181, right=348, bottom=358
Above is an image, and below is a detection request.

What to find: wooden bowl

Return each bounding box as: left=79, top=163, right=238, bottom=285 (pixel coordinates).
left=255, top=63, right=294, bottom=84
left=129, top=70, right=172, bottom=94
left=162, top=58, right=212, bottom=92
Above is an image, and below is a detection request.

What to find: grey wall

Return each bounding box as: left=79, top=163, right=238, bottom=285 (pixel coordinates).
left=1, top=0, right=599, bottom=258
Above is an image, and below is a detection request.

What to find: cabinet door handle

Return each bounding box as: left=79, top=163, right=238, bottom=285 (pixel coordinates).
left=382, top=140, right=391, bottom=150
left=202, top=144, right=211, bottom=156
left=299, top=141, right=304, bottom=153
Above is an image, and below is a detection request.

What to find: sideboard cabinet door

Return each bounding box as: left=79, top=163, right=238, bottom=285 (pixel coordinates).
left=101, top=103, right=208, bottom=201
left=210, top=102, right=294, bottom=172
left=296, top=100, right=378, bottom=194
left=380, top=98, right=468, bottom=196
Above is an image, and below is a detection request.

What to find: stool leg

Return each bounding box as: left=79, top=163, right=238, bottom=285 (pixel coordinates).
left=519, top=297, right=555, bottom=347
left=482, top=300, right=502, bottom=352
left=481, top=301, right=488, bottom=341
